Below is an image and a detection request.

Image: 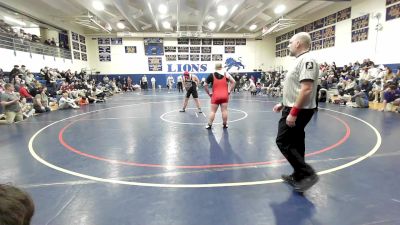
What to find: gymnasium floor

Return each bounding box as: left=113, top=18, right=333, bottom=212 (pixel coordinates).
left=1, top=90, right=399, bottom=225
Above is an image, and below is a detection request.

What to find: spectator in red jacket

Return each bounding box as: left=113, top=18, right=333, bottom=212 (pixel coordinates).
left=18, top=83, right=33, bottom=102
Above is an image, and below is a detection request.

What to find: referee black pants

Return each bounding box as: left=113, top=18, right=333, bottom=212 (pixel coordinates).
left=276, top=107, right=315, bottom=181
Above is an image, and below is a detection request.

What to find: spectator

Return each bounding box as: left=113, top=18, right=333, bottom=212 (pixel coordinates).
left=33, top=87, right=51, bottom=113
left=18, top=83, right=33, bottom=101
left=351, top=86, right=369, bottom=108
left=9, top=65, right=20, bottom=84
left=58, top=92, right=79, bottom=109
left=381, top=85, right=400, bottom=111
left=0, top=68, right=4, bottom=80
left=372, top=78, right=384, bottom=102
left=0, top=183, right=35, bottom=225
left=0, top=83, right=23, bottom=125
left=20, top=97, right=35, bottom=118
left=383, top=67, right=395, bottom=84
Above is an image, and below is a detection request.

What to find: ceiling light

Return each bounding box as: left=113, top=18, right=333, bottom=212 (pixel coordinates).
left=4, top=16, right=26, bottom=26
left=158, top=4, right=168, bottom=14
left=117, top=22, right=125, bottom=29
left=105, top=23, right=112, bottom=31
left=162, top=21, right=171, bottom=29
left=217, top=5, right=228, bottom=16
left=208, top=21, right=216, bottom=30
left=249, top=24, right=257, bottom=30
left=30, top=23, right=38, bottom=27
left=93, top=1, right=105, bottom=11
left=274, top=5, right=286, bottom=14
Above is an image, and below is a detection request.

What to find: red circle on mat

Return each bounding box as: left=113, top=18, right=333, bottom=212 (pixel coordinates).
left=58, top=115, right=350, bottom=169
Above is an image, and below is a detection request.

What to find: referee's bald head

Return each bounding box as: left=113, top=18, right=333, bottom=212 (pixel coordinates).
left=291, top=32, right=311, bottom=50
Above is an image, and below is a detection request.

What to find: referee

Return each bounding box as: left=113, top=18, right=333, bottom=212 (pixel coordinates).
left=272, top=32, right=319, bottom=192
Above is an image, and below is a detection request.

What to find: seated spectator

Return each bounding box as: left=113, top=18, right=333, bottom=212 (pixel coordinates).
left=381, top=85, right=400, bottom=111
left=0, top=183, right=35, bottom=225
left=360, top=79, right=372, bottom=94
left=33, top=87, right=51, bottom=113
left=255, top=82, right=262, bottom=95
left=249, top=79, right=257, bottom=95
left=372, top=78, right=384, bottom=102
left=351, top=86, right=369, bottom=108
left=20, top=97, right=35, bottom=118
left=383, top=67, right=395, bottom=84
left=25, top=72, right=35, bottom=87
left=344, top=77, right=356, bottom=95
left=58, top=92, right=79, bottom=109
left=50, top=37, right=57, bottom=46
left=18, top=83, right=33, bottom=102
left=0, top=83, right=23, bottom=125
left=44, top=39, right=51, bottom=45
left=31, top=34, right=40, bottom=42
left=318, top=88, right=328, bottom=102
left=78, top=96, right=89, bottom=106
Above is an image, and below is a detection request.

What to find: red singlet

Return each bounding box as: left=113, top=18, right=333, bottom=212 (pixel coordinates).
left=211, top=73, right=229, bottom=104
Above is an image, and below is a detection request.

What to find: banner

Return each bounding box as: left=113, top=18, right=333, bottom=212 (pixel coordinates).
left=148, top=57, right=162, bottom=71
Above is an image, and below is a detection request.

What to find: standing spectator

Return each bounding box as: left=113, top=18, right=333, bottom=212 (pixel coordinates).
left=166, top=75, right=174, bottom=92
left=0, top=68, right=4, bottom=80
left=20, top=65, right=27, bottom=79
left=177, top=74, right=183, bottom=93
left=272, top=32, right=319, bottom=192
left=151, top=76, right=156, bottom=90
left=9, top=65, right=20, bottom=84
left=234, top=73, right=241, bottom=92
left=141, top=75, right=148, bottom=90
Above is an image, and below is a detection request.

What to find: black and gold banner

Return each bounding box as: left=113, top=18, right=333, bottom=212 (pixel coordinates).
left=337, top=7, right=351, bottom=22
left=352, top=14, right=369, bottom=30
left=351, top=28, right=369, bottom=42
left=386, top=3, right=400, bottom=21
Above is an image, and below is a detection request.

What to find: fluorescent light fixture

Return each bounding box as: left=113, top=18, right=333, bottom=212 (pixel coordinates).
left=274, top=5, right=286, bottom=14
left=249, top=24, right=257, bottom=31
left=30, top=23, right=38, bottom=27
left=90, top=18, right=110, bottom=33
left=208, top=21, right=216, bottom=30
left=93, top=1, right=105, bottom=11
left=158, top=4, right=168, bottom=14
left=162, top=21, right=171, bottom=29
left=117, top=22, right=125, bottom=29
left=217, top=5, right=228, bottom=16
left=4, top=16, right=26, bottom=26
left=231, top=4, right=239, bottom=14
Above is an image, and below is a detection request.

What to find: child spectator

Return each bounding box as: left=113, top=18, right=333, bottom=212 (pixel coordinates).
left=20, top=97, right=35, bottom=118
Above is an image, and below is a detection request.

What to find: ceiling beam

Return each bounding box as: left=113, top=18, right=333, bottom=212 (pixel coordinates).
left=176, top=0, right=180, bottom=31
left=235, top=3, right=270, bottom=32
left=198, top=0, right=215, bottom=28
left=111, top=0, right=140, bottom=31
left=147, top=1, right=160, bottom=31
left=72, top=0, right=115, bottom=31
left=217, top=0, right=246, bottom=32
